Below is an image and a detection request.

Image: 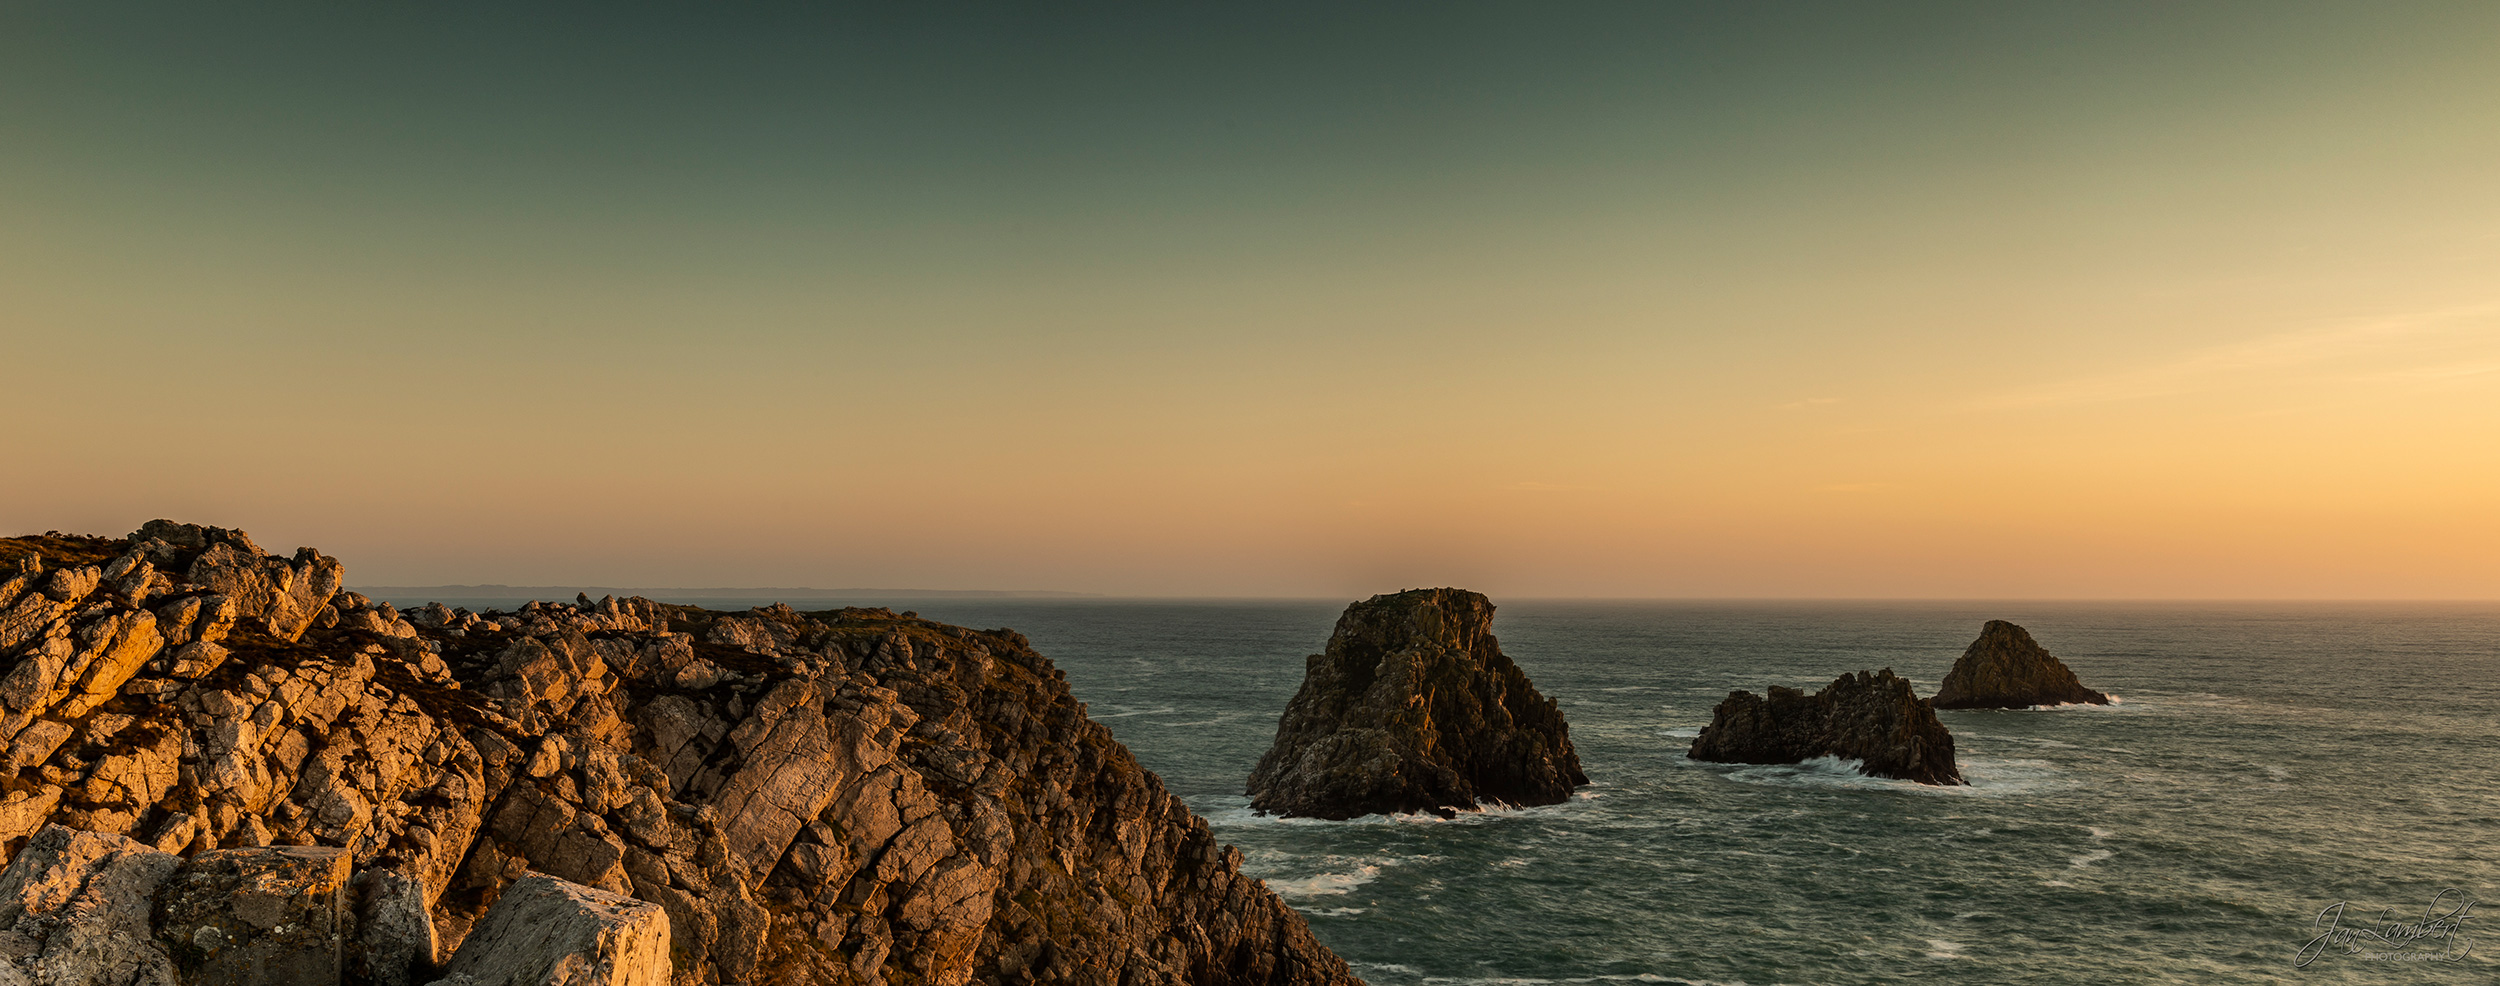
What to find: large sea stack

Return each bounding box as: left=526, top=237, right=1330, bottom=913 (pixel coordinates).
left=1687, top=669, right=1963, bottom=785
left=0, top=522, right=1358, bottom=986
left=1244, top=588, right=1585, bottom=820
left=1930, top=620, right=2110, bottom=709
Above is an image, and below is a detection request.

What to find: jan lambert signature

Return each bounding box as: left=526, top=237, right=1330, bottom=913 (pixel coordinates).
left=2295, top=889, right=2477, bottom=967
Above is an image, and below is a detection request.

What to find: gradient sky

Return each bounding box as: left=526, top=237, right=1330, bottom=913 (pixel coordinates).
left=7, top=3, right=2498, bottom=597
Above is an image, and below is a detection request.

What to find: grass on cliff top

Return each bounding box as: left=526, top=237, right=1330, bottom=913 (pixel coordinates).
left=0, top=534, right=129, bottom=570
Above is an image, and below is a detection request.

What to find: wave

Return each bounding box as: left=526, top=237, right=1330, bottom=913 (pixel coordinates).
left=1087, top=704, right=1180, bottom=719
left=1260, top=864, right=1380, bottom=898
left=1957, top=756, right=2080, bottom=794
left=1141, top=711, right=1260, bottom=728
left=1940, top=694, right=2131, bottom=713
left=1708, top=755, right=2075, bottom=796
left=1404, top=975, right=1759, bottom=986
left=1189, top=793, right=1601, bottom=828
left=1956, top=733, right=2139, bottom=756
left=2069, top=848, right=2114, bottom=869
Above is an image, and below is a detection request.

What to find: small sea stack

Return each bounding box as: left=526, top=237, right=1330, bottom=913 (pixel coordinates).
left=1688, top=669, right=1964, bottom=785
left=1930, top=620, right=2111, bottom=709
left=1245, top=588, right=1586, bottom=819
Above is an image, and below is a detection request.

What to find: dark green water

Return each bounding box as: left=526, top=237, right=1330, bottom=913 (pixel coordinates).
left=882, top=599, right=2498, bottom=986
left=379, top=592, right=2496, bottom=983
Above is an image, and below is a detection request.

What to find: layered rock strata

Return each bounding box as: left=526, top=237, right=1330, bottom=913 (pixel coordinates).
left=1929, top=620, right=2110, bottom=710
left=0, top=523, right=1358, bottom=986
left=1245, top=589, right=1585, bottom=820
left=1686, top=669, right=1963, bottom=785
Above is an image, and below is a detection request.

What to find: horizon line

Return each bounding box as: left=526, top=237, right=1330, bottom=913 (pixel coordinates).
left=350, top=586, right=2500, bottom=605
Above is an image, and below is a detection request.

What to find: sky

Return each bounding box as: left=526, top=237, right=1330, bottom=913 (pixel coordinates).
left=5, top=2, right=2498, bottom=598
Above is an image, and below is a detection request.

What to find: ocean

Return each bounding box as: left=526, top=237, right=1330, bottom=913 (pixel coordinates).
left=865, top=599, right=2499, bottom=986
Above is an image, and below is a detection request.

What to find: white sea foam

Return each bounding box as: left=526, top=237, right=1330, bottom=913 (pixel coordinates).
left=2069, top=849, right=2114, bottom=869
left=1262, top=864, right=1380, bottom=898
left=1146, top=714, right=1249, bottom=728
left=2037, top=696, right=2124, bottom=709
left=1659, top=726, right=1702, bottom=739
left=1956, top=756, right=2078, bottom=794
left=1709, top=753, right=2076, bottom=797
left=1924, top=939, right=1965, bottom=960
left=1410, top=975, right=1717, bottom=986
left=2087, top=826, right=2114, bottom=839
left=1190, top=793, right=1594, bottom=829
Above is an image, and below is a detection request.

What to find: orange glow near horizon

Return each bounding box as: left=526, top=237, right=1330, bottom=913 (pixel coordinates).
left=5, top=6, right=2497, bottom=597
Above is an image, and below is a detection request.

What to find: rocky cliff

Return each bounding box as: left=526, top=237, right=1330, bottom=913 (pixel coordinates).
left=0, top=523, right=1359, bottom=986
left=1929, top=621, right=2109, bottom=710
left=1686, top=669, right=1963, bottom=786
left=1244, top=589, right=1585, bottom=820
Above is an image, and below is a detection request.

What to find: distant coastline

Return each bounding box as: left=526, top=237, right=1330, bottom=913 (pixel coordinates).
left=351, top=584, right=1103, bottom=606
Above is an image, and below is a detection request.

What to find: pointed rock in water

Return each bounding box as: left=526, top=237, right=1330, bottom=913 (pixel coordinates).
left=1246, top=588, right=1587, bottom=819
left=1688, top=669, right=1964, bottom=785
left=1930, top=620, right=2110, bottom=709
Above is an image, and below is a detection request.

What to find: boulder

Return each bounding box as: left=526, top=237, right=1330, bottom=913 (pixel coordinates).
left=354, top=869, right=440, bottom=986
left=1930, top=620, right=2110, bottom=709
left=1246, top=588, right=1586, bottom=819
left=427, top=874, right=670, bottom=986
left=153, top=844, right=355, bottom=986
left=1688, top=669, right=1964, bottom=785
left=0, top=824, right=184, bottom=986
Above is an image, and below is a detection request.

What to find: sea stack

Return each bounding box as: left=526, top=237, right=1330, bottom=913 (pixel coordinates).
left=1245, top=588, right=1586, bottom=820
left=1930, top=620, right=2111, bottom=709
left=1687, top=669, right=1964, bottom=785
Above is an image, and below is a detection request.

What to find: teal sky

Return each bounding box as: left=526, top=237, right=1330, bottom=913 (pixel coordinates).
left=8, top=4, right=2499, bottom=597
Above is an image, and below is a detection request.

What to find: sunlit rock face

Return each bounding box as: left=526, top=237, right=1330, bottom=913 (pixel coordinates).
left=1688, top=669, right=1965, bottom=786
left=1246, top=588, right=1587, bottom=820
left=1930, top=620, right=2111, bottom=710
left=0, top=522, right=1359, bottom=986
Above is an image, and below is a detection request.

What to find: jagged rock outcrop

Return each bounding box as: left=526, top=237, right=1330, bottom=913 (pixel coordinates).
left=1245, top=589, right=1584, bottom=820
left=0, top=824, right=643, bottom=986
left=1930, top=620, right=2110, bottom=710
left=1687, top=669, right=1963, bottom=785
left=0, top=524, right=1360, bottom=986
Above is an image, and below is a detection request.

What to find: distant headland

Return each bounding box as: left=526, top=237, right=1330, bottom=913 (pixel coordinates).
left=352, top=585, right=1103, bottom=605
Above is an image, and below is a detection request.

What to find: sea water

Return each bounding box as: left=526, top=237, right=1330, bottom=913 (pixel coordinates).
left=875, top=599, right=2498, bottom=986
